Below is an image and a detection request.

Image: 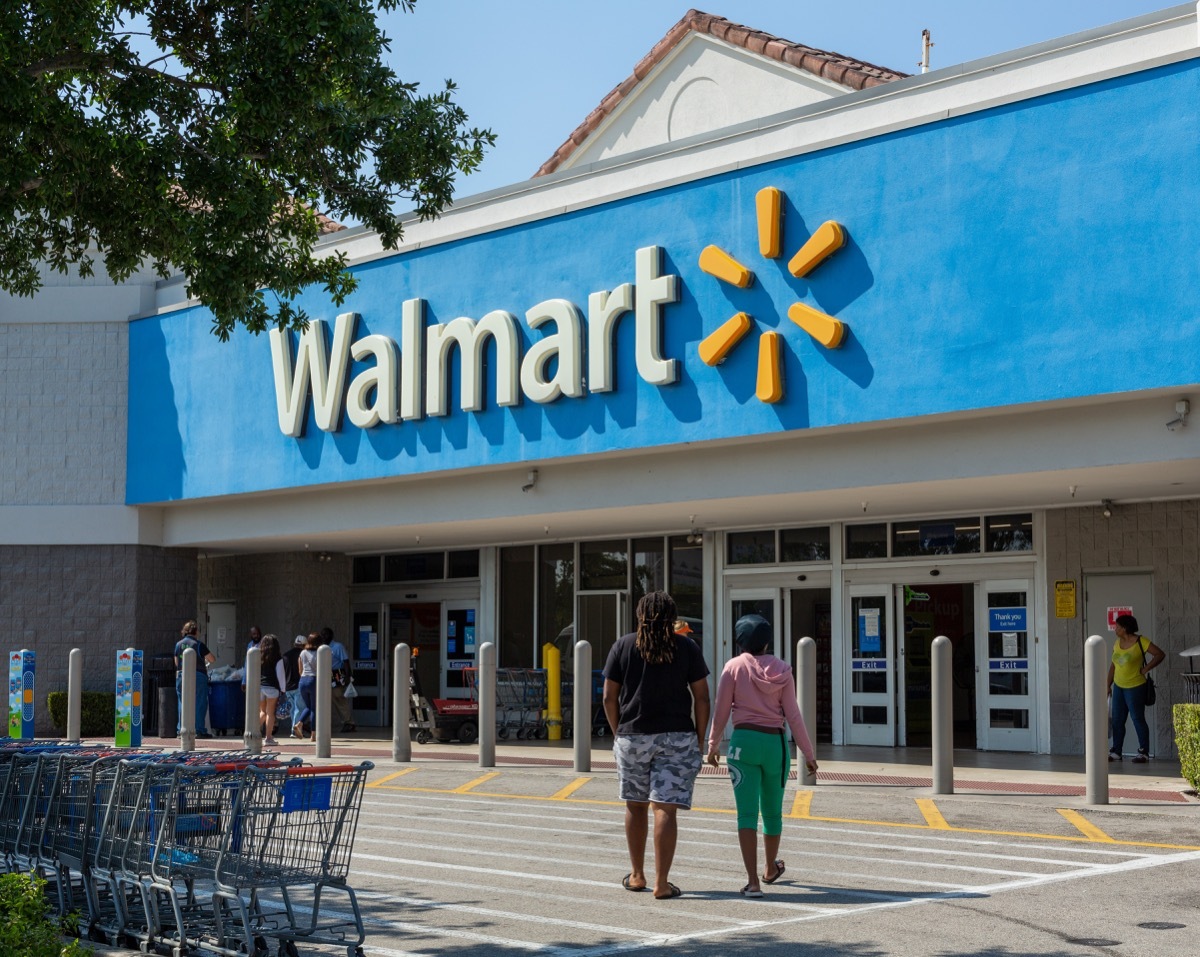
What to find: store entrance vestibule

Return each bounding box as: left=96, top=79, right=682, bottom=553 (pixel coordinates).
left=845, top=576, right=1036, bottom=751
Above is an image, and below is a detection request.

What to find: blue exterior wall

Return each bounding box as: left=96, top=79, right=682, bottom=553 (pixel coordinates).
left=128, top=60, right=1200, bottom=504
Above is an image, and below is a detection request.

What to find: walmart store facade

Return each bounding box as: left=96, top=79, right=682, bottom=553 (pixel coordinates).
left=4, top=6, right=1200, bottom=753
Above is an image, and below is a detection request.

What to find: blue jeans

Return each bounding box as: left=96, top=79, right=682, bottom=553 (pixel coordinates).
left=297, top=676, right=317, bottom=730
left=175, top=671, right=210, bottom=735
left=1111, top=682, right=1149, bottom=754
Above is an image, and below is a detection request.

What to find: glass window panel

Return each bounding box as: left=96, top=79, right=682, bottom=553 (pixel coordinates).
left=384, top=552, right=444, bottom=581
left=846, top=523, right=888, bottom=559
left=580, top=540, right=627, bottom=590
left=631, top=537, right=665, bottom=610
left=499, top=547, right=535, bottom=669
left=727, top=530, right=776, bottom=565
left=351, top=556, right=381, bottom=584
left=892, top=518, right=980, bottom=557
left=668, top=536, right=703, bottom=624
left=780, top=526, right=830, bottom=562
left=987, top=672, right=1029, bottom=696
left=853, top=672, right=888, bottom=694
left=853, top=705, right=888, bottom=724
left=538, top=543, right=574, bottom=667
left=850, top=596, right=887, bottom=658
left=986, top=513, right=1034, bottom=552
left=989, top=709, right=1030, bottom=729
left=447, top=550, right=480, bottom=578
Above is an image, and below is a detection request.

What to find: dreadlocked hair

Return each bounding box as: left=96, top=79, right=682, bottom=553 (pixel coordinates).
left=635, top=591, right=678, bottom=665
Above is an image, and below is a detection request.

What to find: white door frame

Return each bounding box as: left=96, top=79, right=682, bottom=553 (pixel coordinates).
left=976, top=579, right=1036, bottom=751
left=845, top=584, right=895, bottom=746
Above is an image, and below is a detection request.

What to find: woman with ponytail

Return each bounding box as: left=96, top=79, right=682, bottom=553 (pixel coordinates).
left=602, top=591, right=710, bottom=900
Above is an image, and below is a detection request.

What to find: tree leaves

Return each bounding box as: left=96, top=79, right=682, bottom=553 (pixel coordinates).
left=0, top=0, right=494, bottom=339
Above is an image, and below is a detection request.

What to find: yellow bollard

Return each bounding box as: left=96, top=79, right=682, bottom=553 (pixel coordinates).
left=542, top=643, right=562, bottom=741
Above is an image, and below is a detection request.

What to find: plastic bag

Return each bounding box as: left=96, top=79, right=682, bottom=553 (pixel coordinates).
left=343, top=678, right=358, bottom=699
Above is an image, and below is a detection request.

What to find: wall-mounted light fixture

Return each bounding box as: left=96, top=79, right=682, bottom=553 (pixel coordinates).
left=1101, top=499, right=1113, bottom=519
left=686, top=529, right=703, bottom=545
left=316, top=551, right=333, bottom=563
left=522, top=469, right=539, bottom=493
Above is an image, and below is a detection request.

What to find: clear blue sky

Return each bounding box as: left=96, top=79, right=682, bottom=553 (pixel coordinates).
left=384, top=0, right=1175, bottom=197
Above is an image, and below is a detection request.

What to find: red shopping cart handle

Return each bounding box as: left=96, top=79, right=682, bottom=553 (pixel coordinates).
left=286, top=764, right=360, bottom=775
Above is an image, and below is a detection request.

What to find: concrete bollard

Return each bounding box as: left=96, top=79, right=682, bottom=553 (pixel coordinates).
left=67, top=649, right=82, bottom=743
left=797, top=637, right=817, bottom=786
left=316, top=645, right=332, bottom=758
left=179, top=648, right=196, bottom=752
left=574, top=640, right=593, bottom=772
left=1085, top=634, right=1109, bottom=805
left=393, top=643, right=411, bottom=763
left=478, top=642, right=496, bottom=768
left=932, top=635, right=954, bottom=795
left=243, top=646, right=262, bottom=754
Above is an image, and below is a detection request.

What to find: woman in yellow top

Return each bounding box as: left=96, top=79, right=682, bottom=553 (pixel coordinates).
left=1107, top=614, right=1164, bottom=763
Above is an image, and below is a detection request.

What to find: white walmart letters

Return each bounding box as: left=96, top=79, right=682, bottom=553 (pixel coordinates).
left=268, top=245, right=679, bottom=436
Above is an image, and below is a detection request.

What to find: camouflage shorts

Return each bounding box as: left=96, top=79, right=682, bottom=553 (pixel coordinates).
left=613, top=732, right=702, bottom=808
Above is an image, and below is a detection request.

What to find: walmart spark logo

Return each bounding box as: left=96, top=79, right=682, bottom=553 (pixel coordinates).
left=697, top=187, right=847, bottom=403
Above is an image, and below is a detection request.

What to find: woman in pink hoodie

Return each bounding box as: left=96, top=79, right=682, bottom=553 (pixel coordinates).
left=706, top=614, right=818, bottom=897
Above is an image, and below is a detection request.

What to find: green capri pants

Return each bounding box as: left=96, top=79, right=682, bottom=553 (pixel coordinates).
left=727, top=727, right=790, bottom=834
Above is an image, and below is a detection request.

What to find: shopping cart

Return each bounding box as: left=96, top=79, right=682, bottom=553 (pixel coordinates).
left=146, top=761, right=374, bottom=957
left=561, top=670, right=609, bottom=739
left=494, top=668, right=548, bottom=740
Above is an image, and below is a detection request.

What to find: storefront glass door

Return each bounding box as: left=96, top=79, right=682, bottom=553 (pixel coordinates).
left=350, top=605, right=384, bottom=726
left=846, top=586, right=894, bottom=746
left=976, top=580, right=1035, bottom=751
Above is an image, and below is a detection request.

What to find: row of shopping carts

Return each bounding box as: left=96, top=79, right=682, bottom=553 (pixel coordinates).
left=0, top=739, right=372, bottom=957
left=451, top=669, right=609, bottom=740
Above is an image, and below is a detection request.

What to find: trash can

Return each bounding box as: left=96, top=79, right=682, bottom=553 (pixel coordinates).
left=158, top=686, right=178, bottom=738
left=207, top=679, right=244, bottom=736
left=146, top=654, right=176, bottom=737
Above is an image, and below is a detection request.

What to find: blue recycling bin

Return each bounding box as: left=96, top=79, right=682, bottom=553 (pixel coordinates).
left=207, top=679, right=244, bottom=736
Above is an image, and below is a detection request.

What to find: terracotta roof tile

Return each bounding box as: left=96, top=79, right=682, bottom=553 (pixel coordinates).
left=534, top=9, right=907, bottom=178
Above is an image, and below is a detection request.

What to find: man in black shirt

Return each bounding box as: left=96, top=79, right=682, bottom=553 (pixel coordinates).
left=603, top=591, right=710, bottom=900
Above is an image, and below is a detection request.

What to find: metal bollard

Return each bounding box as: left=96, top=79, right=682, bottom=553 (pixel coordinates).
left=1085, top=634, right=1109, bottom=805
left=393, top=643, right=411, bottom=763
left=478, top=642, right=496, bottom=768
left=931, top=635, right=954, bottom=795
left=67, top=649, right=82, bottom=743
left=243, top=646, right=262, bottom=754
left=316, top=645, right=332, bottom=758
left=179, top=648, right=196, bottom=752
left=796, top=637, right=817, bottom=786
left=543, top=643, right=562, bottom=741
left=574, top=640, right=593, bottom=772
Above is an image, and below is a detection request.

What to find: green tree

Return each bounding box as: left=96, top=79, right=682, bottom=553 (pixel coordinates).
left=0, top=0, right=494, bottom=339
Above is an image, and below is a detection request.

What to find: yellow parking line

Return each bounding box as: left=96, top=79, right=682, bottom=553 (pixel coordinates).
left=453, top=772, right=502, bottom=793
left=790, top=790, right=813, bottom=818
left=916, top=798, right=951, bottom=829
left=367, top=768, right=419, bottom=788
left=550, top=777, right=592, bottom=800
left=365, top=780, right=1200, bottom=850
left=1058, top=808, right=1116, bottom=842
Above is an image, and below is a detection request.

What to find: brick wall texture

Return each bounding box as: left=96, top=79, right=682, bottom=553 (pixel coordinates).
left=0, top=322, right=128, bottom=505
left=1045, top=499, right=1200, bottom=757
left=0, top=544, right=196, bottom=733
left=197, top=552, right=351, bottom=660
